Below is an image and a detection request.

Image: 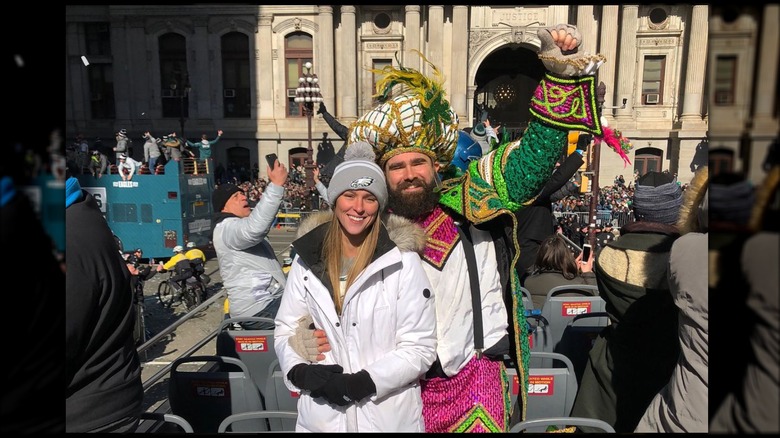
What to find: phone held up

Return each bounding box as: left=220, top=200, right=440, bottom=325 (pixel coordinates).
left=265, top=153, right=278, bottom=169
left=581, top=244, right=592, bottom=263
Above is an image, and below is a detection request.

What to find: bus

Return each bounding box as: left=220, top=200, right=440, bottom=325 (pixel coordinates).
left=75, top=158, right=215, bottom=259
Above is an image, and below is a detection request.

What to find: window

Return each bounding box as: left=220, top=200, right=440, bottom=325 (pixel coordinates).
left=641, top=56, right=665, bottom=105
left=709, top=148, right=734, bottom=176
left=221, top=32, right=251, bottom=118
left=88, top=64, right=115, bottom=119
left=633, top=147, right=663, bottom=177
left=285, top=32, right=313, bottom=117
left=649, top=8, right=668, bottom=25
left=112, top=203, right=138, bottom=223
left=372, top=59, right=392, bottom=98
left=158, top=33, right=189, bottom=119
left=714, top=55, right=736, bottom=106
left=85, top=22, right=111, bottom=56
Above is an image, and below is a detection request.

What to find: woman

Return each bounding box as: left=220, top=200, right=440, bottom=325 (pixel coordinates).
left=274, top=142, right=437, bottom=432
left=524, top=234, right=596, bottom=309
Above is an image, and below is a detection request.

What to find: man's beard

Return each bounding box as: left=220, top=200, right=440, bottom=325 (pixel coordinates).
left=387, top=177, right=440, bottom=220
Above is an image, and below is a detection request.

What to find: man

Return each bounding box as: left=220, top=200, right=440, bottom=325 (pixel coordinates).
left=142, top=131, right=162, bottom=170
left=66, top=176, right=144, bottom=432
left=157, top=245, right=193, bottom=290
left=185, top=129, right=223, bottom=161
left=184, top=241, right=208, bottom=285
left=117, top=153, right=141, bottom=181
left=113, top=128, right=131, bottom=163
left=88, top=149, right=109, bottom=178
left=301, top=24, right=611, bottom=432
left=570, top=170, right=685, bottom=432
left=212, top=159, right=289, bottom=330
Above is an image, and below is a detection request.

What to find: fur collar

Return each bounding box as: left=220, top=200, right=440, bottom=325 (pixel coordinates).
left=295, top=210, right=426, bottom=255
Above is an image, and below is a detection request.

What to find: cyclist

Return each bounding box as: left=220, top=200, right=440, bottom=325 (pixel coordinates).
left=157, top=245, right=193, bottom=291
left=184, top=242, right=209, bottom=300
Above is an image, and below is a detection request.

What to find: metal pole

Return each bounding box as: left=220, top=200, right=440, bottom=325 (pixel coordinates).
left=588, top=82, right=607, bottom=248
left=305, top=104, right=315, bottom=189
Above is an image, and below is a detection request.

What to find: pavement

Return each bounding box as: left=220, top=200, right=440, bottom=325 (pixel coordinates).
left=138, top=226, right=298, bottom=413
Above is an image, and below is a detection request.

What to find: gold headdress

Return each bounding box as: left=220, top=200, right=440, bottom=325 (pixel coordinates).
left=348, top=50, right=459, bottom=167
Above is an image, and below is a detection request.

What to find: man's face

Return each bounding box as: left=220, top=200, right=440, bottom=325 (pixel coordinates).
left=384, top=152, right=440, bottom=219
left=222, top=191, right=250, bottom=218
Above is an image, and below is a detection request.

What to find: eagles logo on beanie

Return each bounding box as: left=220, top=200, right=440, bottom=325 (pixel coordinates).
left=632, top=171, right=683, bottom=225
left=327, top=142, right=388, bottom=210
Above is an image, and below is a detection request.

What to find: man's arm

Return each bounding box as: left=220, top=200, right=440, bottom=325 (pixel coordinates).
left=318, top=103, right=349, bottom=140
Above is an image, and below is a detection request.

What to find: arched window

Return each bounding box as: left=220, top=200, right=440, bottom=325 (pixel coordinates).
left=158, top=33, right=189, bottom=120
left=285, top=32, right=313, bottom=117
left=221, top=32, right=251, bottom=118
left=709, top=148, right=735, bottom=176
left=633, top=147, right=664, bottom=177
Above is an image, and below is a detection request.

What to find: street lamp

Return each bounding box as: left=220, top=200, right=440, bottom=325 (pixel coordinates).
left=170, top=71, right=191, bottom=139
left=294, top=61, right=323, bottom=189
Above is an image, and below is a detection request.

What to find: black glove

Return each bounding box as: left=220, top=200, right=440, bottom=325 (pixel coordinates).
left=315, top=370, right=376, bottom=406
left=317, top=102, right=326, bottom=115
left=576, top=133, right=593, bottom=151
left=287, top=363, right=344, bottom=393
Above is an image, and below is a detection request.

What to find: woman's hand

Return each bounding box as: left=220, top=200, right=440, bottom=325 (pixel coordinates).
left=575, top=251, right=594, bottom=273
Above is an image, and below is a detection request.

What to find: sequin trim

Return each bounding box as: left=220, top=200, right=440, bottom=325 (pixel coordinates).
left=416, top=206, right=460, bottom=269
left=529, top=73, right=603, bottom=136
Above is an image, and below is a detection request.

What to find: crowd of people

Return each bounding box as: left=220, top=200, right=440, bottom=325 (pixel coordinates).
left=58, top=21, right=779, bottom=435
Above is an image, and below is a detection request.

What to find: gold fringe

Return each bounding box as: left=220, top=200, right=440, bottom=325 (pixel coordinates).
left=676, top=166, right=709, bottom=234
left=748, top=165, right=780, bottom=232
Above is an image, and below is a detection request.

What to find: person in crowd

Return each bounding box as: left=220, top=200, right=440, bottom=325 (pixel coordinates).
left=66, top=176, right=144, bottom=432
left=275, top=142, right=436, bottom=432
left=635, top=166, right=709, bottom=433
left=523, top=234, right=596, bottom=309
left=594, top=222, right=616, bottom=253
left=117, top=153, right=141, bottom=181
left=142, top=131, right=162, bottom=170
left=570, top=170, right=684, bottom=432
left=516, top=133, right=588, bottom=285
left=113, top=128, right=131, bottom=163
left=88, top=149, right=109, bottom=178
left=212, top=158, right=289, bottom=330
left=710, top=139, right=779, bottom=433
left=468, top=119, right=500, bottom=155
left=296, top=24, right=613, bottom=431
left=186, top=129, right=223, bottom=161
left=163, top=132, right=184, bottom=162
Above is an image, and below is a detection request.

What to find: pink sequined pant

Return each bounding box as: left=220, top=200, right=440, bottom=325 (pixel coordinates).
left=421, top=355, right=510, bottom=432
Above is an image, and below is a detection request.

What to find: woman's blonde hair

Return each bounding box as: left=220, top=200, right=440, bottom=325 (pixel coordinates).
left=322, top=212, right=382, bottom=315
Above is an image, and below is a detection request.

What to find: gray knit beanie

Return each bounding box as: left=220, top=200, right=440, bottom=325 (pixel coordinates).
left=633, top=171, right=683, bottom=225
left=327, top=142, right=388, bottom=211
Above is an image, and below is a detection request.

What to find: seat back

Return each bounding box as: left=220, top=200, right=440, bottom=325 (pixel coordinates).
left=520, top=286, right=534, bottom=311
left=168, top=355, right=266, bottom=433
left=525, top=311, right=553, bottom=368
left=540, top=285, right=605, bottom=350
left=509, top=416, right=616, bottom=433
left=215, top=317, right=278, bottom=402
left=554, top=311, right=610, bottom=384
left=525, top=351, right=578, bottom=421
left=218, top=411, right=298, bottom=433
left=264, top=360, right=300, bottom=431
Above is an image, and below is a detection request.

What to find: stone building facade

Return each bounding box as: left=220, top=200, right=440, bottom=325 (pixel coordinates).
left=64, top=5, right=777, bottom=186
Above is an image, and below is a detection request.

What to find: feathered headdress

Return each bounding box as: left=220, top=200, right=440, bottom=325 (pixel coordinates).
left=348, top=50, right=459, bottom=167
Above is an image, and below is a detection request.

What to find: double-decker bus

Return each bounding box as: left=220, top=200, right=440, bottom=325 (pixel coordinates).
left=75, top=158, right=215, bottom=259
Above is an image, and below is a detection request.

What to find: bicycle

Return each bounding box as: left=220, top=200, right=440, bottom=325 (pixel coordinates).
left=157, top=272, right=207, bottom=311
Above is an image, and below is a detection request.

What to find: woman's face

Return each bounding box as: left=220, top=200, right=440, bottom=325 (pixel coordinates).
left=335, top=189, right=379, bottom=239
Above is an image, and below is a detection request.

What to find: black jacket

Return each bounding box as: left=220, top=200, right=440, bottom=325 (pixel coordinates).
left=66, top=191, right=143, bottom=432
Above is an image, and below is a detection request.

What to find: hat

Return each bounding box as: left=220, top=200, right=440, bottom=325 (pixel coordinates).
left=119, top=153, right=127, bottom=160
left=328, top=142, right=388, bottom=210
left=632, top=171, right=683, bottom=225
left=347, top=51, right=459, bottom=168
left=471, top=122, right=486, bottom=138
left=119, top=129, right=127, bottom=136
left=173, top=245, right=183, bottom=253
left=212, top=183, right=242, bottom=212
left=92, top=150, right=99, bottom=155
left=186, top=241, right=196, bottom=249
left=134, top=248, right=143, bottom=253
left=709, top=173, right=755, bottom=226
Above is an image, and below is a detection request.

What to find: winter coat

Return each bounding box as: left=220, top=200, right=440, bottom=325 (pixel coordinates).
left=212, top=183, right=286, bottom=318
left=275, top=211, right=437, bottom=432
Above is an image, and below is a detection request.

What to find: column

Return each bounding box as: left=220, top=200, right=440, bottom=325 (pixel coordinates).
left=340, top=6, right=358, bottom=122
left=405, top=6, right=421, bottom=71
left=450, top=6, right=469, bottom=119
left=615, top=5, right=638, bottom=122
left=191, top=17, right=211, bottom=120
left=256, top=13, right=274, bottom=122
left=753, top=4, right=779, bottom=132
left=576, top=5, right=598, bottom=55
left=111, top=16, right=131, bottom=125
left=427, top=6, right=444, bottom=75
left=317, top=6, right=336, bottom=115
left=680, top=5, right=708, bottom=128
left=598, top=6, right=619, bottom=120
